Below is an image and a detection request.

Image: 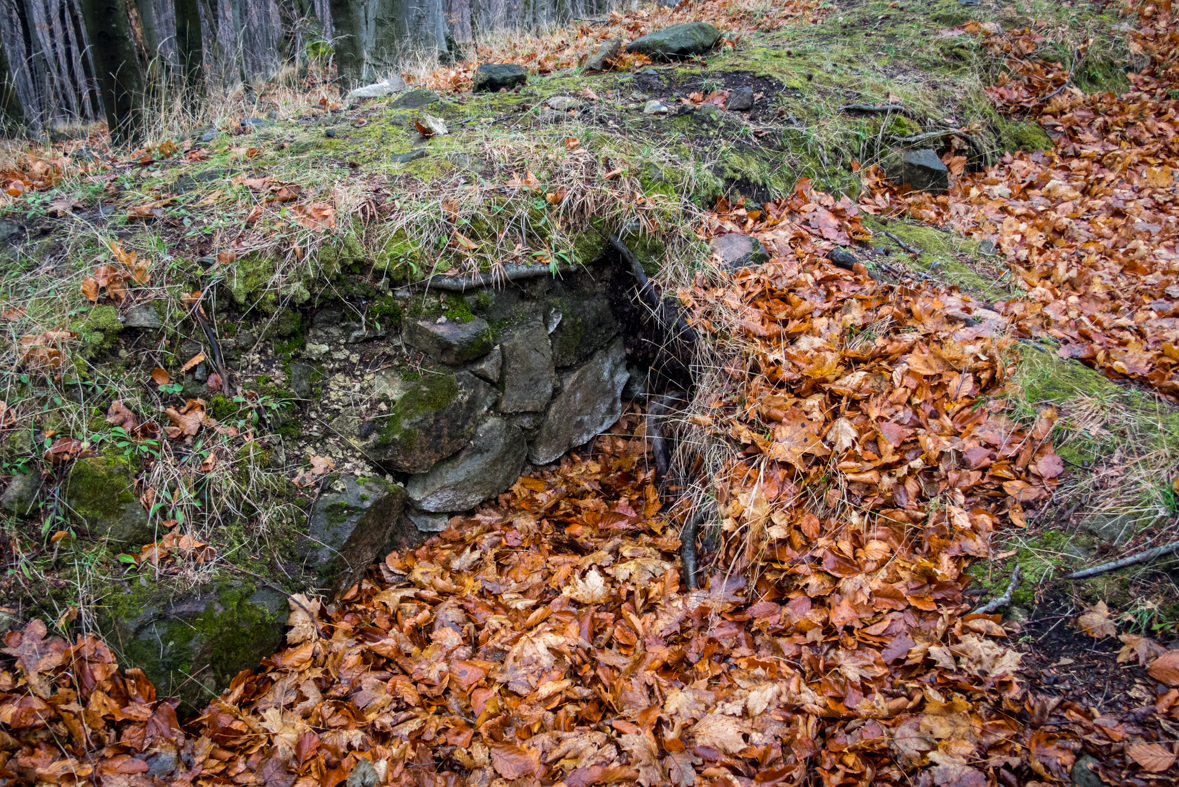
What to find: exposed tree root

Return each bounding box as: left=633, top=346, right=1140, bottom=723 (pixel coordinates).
left=401, top=263, right=581, bottom=292
left=970, top=565, right=1022, bottom=615
left=648, top=390, right=685, bottom=494
left=191, top=298, right=231, bottom=395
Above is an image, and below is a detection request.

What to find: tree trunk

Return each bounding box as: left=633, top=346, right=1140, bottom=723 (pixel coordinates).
left=331, top=0, right=445, bottom=87
left=80, top=0, right=145, bottom=144
left=0, top=36, right=25, bottom=132
left=327, top=0, right=363, bottom=87
left=175, top=0, right=204, bottom=105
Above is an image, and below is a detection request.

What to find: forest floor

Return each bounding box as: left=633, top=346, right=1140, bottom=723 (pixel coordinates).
left=3, top=0, right=1179, bottom=786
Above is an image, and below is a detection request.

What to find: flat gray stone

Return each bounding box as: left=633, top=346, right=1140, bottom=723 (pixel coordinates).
left=347, top=76, right=408, bottom=100
left=468, top=345, right=502, bottom=384
left=585, top=38, right=621, bottom=72
left=499, top=320, right=555, bottom=413
left=529, top=337, right=629, bottom=464
left=474, top=63, right=527, bottom=92
left=626, top=22, right=722, bottom=61
left=303, top=476, right=408, bottom=597
left=391, top=149, right=430, bottom=164
left=546, top=96, right=582, bottom=111
left=1, top=471, right=42, bottom=517
left=407, top=507, right=450, bottom=533
left=407, top=417, right=527, bottom=512
left=711, top=233, right=770, bottom=270
left=883, top=148, right=950, bottom=194
left=643, top=100, right=669, bottom=115
left=391, top=89, right=439, bottom=108
left=367, top=371, right=496, bottom=473
left=404, top=316, right=492, bottom=365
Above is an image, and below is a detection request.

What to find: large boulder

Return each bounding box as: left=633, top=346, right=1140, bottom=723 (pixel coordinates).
left=626, top=23, right=722, bottom=61
left=404, top=316, right=492, bottom=365
left=499, top=319, right=555, bottom=412
left=101, top=575, right=289, bottom=715
left=883, top=148, right=950, bottom=194
left=406, top=418, right=527, bottom=512
left=301, top=476, right=409, bottom=598
left=366, top=370, right=496, bottom=473
left=474, top=63, right=527, bottom=92
left=64, top=454, right=152, bottom=544
left=529, top=338, right=629, bottom=464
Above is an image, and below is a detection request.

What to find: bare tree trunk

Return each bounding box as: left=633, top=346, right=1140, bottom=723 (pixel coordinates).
left=176, top=0, right=203, bottom=106
left=0, top=36, right=25, bottom=132
left=80, top=0, right=145, bottom=144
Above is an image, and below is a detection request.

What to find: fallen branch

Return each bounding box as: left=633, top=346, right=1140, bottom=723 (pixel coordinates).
left=1063, top=539, right=1179, bottom=580
left=970, top=565, right=1022, bottom=615
left=839, top=103, right=913, bottom=116
left=401, top=263, right=580, bottom=292
left=884, top=231, right=922, bottom=256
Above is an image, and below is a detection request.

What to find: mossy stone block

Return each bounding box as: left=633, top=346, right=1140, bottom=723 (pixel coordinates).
left=101, top=576, right=288, bottom=715
left=64, top=455, right=151, bottom=544
left=404, top=316, right=492, bottom=365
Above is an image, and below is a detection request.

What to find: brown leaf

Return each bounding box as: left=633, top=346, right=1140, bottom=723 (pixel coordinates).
left=1078, top=601, right=1117, bottom=639
left=489, top=742, right=540, bottom=780
left=1148, top=650, right=1179, bottom=687
left=1127, top=742, right=1176, bottom=773
left=151, top=367, right=171, bottom=386
left=181, top=353, right=206, bottom=373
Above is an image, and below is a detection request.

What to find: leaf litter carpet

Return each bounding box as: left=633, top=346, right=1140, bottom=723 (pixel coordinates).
left=8, top=6, right=1179, bottom=787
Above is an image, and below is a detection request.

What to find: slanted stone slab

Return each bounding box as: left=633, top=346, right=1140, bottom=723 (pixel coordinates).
left=347, top=76, right=408, bottom=100
left=883, top=148, right=950, bottom=194
left=529, top=337, right=629, bottom=464
left=474, top=63, right=527, bottom=92
left=367, top=371, right=495, bottom=473
left=407, top=417, right=527, bottom=512
left=391, top=89, right=439, bottom=108
left=711, top=233, right=770, bottom=270
left=302, top=476, right=408, bottom=598
left=585, top=38, right=621, bottom=72
left=626, top=22, right=722, bottom=61
left=404, top=316, right=492, bottom=365
left=499, top=319, right=555, bottom=412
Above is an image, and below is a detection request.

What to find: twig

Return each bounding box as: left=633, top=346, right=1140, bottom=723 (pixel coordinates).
left=190, top=298, right=231, bottom=395
left=884, top=231, right=922, bottom=256
left=400, top=263, right=580, bottom=292
left=1041, top=45, right=1080, bottom=103
left=885, top=129, right=972, bottom=146
left=1063, top=540, right=1179, bottom=580
left=970, top=565, right=1022, bottom=615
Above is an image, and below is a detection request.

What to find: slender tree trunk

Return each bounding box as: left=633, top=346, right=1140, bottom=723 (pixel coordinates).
left=0, top=36, right=25, bottom=132
left=80, top=0, right=145, bottom=144
left=175, top=0, right=204, bottom=107
left=327, top=0, right=362, bottom=86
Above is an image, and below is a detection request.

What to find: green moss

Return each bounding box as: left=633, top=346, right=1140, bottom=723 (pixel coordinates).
left=208, top=394, right=244, bottom=422
left=368, top=295, right=403, bottom=327
left=74, top=304, right=123, bottom=350
left=67, top=453, right=137, bottom=523
left=887, top=116, right=922, bottom=137
left=997, top=118, right=1054, bottom=153
left=377, top=373, right=460, bottom=450
left=227, top=252, right=279, bottom=311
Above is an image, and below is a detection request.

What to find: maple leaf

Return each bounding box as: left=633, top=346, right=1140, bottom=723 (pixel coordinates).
left=564, top=568, right=609, bottom=603
left=286, top=594, right=321, bottom=644
left=1078, top=601, right=1117, bottom=639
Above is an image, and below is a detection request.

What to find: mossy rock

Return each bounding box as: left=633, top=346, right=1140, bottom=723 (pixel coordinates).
left=997, top=118, right=1054, bottom=153
left=367, top=370, right=496, bottom=473
left=64, top=453, right=152, bottom=545
left=73, top=304, right=123, bottom=352
left=99, top=574, right=289, bottom=714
